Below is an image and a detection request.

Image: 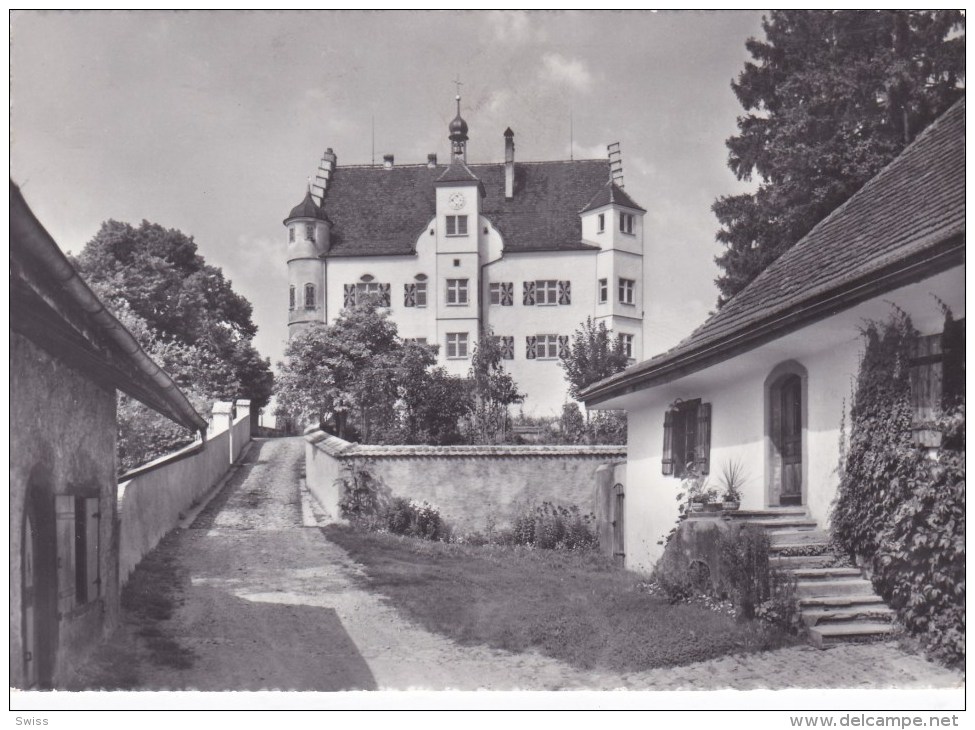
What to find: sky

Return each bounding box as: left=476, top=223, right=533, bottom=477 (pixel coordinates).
left=10, top=10, right=764, bottom=370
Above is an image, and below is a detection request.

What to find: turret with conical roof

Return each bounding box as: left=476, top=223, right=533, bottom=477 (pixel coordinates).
left=284, top=184, right=331, bottom=336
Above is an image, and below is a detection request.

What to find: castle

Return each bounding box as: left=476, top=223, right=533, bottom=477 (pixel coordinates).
left=283, top=95, right=647, bottom=414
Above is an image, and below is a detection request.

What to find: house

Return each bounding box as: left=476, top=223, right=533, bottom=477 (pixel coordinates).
left=283, top=94, right=647, bottom=415
left=582, top=99, right=965, bottom=573
left=9, top=182, right=208, bottom=689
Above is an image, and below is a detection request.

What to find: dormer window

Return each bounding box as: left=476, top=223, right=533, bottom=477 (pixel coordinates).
left=446, top=215, right=468, bottom=236
left=619, top=213, right=634, bottom=235
left=598, top=213, right=605, bottom=233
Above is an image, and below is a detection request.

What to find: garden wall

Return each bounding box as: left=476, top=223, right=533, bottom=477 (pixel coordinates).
left=118, top=401, right=251, bottom=584
left=304, top=430, right=626, bottom=532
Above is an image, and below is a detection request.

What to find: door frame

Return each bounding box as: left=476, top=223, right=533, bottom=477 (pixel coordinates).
left=21, top=484, right=58, bottom=689
left=764, top=361, right=809, bottom=508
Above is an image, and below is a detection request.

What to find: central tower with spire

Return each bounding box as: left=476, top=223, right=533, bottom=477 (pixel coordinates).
left=449, top=93, right=469, bottom=161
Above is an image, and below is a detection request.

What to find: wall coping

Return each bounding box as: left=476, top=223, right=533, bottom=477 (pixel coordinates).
left=303, top=430, right=626, bottom=459
left=118, top=437, right=206, bottom=484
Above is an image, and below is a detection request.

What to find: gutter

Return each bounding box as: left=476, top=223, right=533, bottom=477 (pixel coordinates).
left=582, top=234, right=965, bottom=406
left=10, top=181, right=208, bottom=435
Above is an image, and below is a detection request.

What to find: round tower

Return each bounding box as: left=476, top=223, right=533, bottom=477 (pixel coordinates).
left=284, top=186, right=330, bottom=337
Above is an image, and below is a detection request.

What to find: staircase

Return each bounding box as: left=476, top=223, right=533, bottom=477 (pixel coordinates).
left=725, top=508, right=897, bottom=648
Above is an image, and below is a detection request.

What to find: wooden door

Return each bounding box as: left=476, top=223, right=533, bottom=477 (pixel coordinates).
left=611, top=484, right=625, bottom=567
left=779, top=375, right=803, bottom=505
left=22, top=505, right=38, bottom=688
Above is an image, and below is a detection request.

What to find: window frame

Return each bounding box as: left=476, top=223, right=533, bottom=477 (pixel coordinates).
left=305, top=223, right=316, bottom=241
left=304, top=283, right=316, bottom=310
left=489, top=282, right=502, bottom=305
left=446, top=332, right=469, bottom=359
left=535, top=334, right=560, bottom=360
left=414, top=281, right=428, bottom=308
left=619, top=212, right=634, bottom=235
left=535, top=279, right=559, bottom=306
left=289, top=285, right=296, bottom=311
left=288, top=226, right=295, bottom=243
left=598, top=213, right=605, bottom=233
left=446, top=215, right=469, bottom=237
left=618, top=277, right=635, bottom=305
left=598, top=278, right=608, bottom=304
left=446, top=278, right=469, bottom=306
left=620, top=333, right=634, bottom=359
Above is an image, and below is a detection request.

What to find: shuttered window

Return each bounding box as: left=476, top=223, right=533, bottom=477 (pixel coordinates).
left=304, top=283, right=316, bottom=310
left=404, top=282, right=428, bottom=308
left=288, top=286, right=295, bottom=311
left=355, top=282, right=391, bottom=307
left=343, top=284, right=356, bottom=308
left=489, top=282, right=514, bottom=306
left=56, top=495, right=100, bottom=614
left=661, top=400, right=711, bottom=477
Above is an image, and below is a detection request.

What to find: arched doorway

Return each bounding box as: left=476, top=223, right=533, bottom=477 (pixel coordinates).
left=20, top=486, right=57, bottom=689
left=766, top=364, right=807, bottom=507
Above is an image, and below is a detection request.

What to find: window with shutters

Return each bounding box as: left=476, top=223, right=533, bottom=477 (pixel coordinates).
left=523, top=280, right=536, bottom=306
left=304, top=283, right=316, bottom=310
left=661, top=399, right=711, bottom=478
left=619, top=278, right=635, bottom=305
left=446, top=332, right=468, bottom=359
left=404, top=282, right=428, bottom=308
left=446, top=215, right=468, bottom=236
left=535, top=334, right=560, bottom=360
left=528, top=280, right=570, bottom=306
left=489, top=282, right=514, bottom=306
left=288, top=285, right=295, bottom=311
left=343, top=283, right=356, bottom=308
left=536, top=280, right=558, bottom=305
left=598, top=278, right=608, bottom=304
left=497, top=336, right=514, bottom=360
left=908, top=317, right=966, bottom=420
left=56, top=495, right=100, bottom=613
left=446, top=278, right=469, bottom=305
left=288, top=227, right=295, bottom=243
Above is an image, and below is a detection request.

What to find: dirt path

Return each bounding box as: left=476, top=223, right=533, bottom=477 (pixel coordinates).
left=81, top=437, right=962, bottom=692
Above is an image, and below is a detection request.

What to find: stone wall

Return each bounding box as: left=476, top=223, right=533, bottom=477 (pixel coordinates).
left=304, top=430, right=625, bottom=532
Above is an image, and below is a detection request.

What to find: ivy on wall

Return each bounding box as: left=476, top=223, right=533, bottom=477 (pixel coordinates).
left=831, top=313, right=965, bottom=667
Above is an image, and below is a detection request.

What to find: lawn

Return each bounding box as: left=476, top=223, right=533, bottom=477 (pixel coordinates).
left=324, top=525, right=796, bottom=673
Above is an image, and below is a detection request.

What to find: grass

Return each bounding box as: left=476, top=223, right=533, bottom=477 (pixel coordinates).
left=324, top=525, right=797, bottom=673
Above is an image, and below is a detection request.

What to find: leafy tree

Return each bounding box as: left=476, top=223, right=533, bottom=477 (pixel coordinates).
left=714, top=10, right=965, bottom=305
left=395, top=342, right=470, bottom=445
left=468, top=330, right=525, bottom=443
left=74, top=220, right=274, bottom=409
left=560, top=317, right=630, bottom=400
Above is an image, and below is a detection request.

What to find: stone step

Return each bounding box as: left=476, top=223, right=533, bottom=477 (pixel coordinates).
left=801, top=606, right=896, bottom=628
left=798, top=594, right=886, bottom=609
left=769, top=529, right=830, bottom=546
left=796, top=578, right=876, bottom=598
left=770, top=554, right=843, bottom=570
left=769, top=542, right=832, bottom=556
left=724, top=508, right=808, bottom=520
left=807, top=621, right=898, bottom=649
left=789, top=567, right=862, bottom=580
left=741, top=518, right=820, bottom=530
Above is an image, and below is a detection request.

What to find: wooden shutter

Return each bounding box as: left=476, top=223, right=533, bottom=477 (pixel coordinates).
left=522, top=281, right=536, bottom=306
left=501, top=282, right=513, bottom=306
left=662, top=410, right=675, bottom=475
left=557, top=335, right=569, bottom=359
left=526, top=336, right=537, bottom=359
left=696, top=402, right=712, bottom=475
left=55, top=495, right=75, bottom=616
left=942, top=317, right=965, bottom=407
left=558, top=280, right=571, bottom=305
left=85, top=497, right=100, bottom=601
left=379, top=283, right=391, bottom=307
left=343, top=284, right=356, bottom=308
left=501, top=336, right=514, bottom=360
left=404, top=283, right=415, bottom=307
left=909, top=334, right=943, bottom=422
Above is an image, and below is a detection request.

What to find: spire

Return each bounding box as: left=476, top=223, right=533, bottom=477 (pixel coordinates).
left=448, top=83, right=469, bottom=161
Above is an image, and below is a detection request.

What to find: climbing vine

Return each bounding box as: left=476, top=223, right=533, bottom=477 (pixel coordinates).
left=831, top=313, right=965, bottom=667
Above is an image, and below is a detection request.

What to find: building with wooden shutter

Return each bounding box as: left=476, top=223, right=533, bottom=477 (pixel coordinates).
left=9, top=182, right=207, bottom=689
left=282, top=95, right=647, bottom=415
left=581, top=99, right=965, bottom=572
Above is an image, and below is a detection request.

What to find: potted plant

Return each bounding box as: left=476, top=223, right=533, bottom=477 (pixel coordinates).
left=718, top=457, right=746, bottom=511
left=680, top=462, right=718, bottom=513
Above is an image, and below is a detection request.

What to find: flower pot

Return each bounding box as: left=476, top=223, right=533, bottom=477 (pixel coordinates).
left=703, top=502, right=722, bottom=513
left=690, top=502, right=705, bottom=513
left=722, top=501, right=740, bottom=511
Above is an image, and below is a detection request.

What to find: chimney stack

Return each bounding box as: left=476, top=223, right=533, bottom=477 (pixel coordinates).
left=427, top=153, right=438, bottom=168
left=313, top=148, right=338, bottom=205
left=383, top=153, right=394, bottom=169
left=504, top=127, right=515, bottom=200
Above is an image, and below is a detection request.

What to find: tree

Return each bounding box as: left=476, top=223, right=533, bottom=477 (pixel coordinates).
left=73, top=220, right=274, bottom=410
left=560, top=317, right=630, bottom=400
left=395, top=342, right=470, bottom=445
left=468, top=330, right=524, bottom=443
left=714, top=10, right=965, bottom=305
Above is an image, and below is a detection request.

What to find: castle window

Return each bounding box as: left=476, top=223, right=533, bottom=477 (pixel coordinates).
left=305, top=223, right=315, bottom=241
left=446, top=278, right=469, bottom=306
left=619, top=213, right=634, bottom=235
left=355, top=281, right=391, bottom=307
left=618, top=278, right=635, bottom=305
left=494, top=335, right=515, bottom=360
left=289, top=227, right=295, bottom=243
left=289, top=286, right=295, bottom=311
left=446, top=332, right=469, bottom=359
left=535, top=334, right=560, bottom=360
left=598, top=213, right=605, bottom=233
left=536, top=280, right=558, bottom=306
left=404, top=282, right=428, bottom=308
left=619, top=333, right=634, bottom=359
left=446, top=215, right=468, bottom=236
left=489, top=282, right=514, bottom=306
left=304, top=283, right=316, bottom=309
left=405, top=337, right=428, bottom=346
left=598, top=278, right=608, bottom=304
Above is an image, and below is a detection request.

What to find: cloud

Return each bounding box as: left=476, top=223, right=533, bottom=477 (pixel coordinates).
left=486, top=11, right=538, bottom=44
left=539, top=53, right=593, bottom=92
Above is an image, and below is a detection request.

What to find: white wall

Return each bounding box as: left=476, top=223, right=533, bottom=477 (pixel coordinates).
left=604, top=266, right=964, bottom=573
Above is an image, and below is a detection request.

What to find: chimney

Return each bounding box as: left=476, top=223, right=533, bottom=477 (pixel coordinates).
left=504, top=127, right=515, bottom=200
left=427, top=153, right=438, bottom=168
left=383, top=153, right=394, bottom=169
left=313, top=148, right=338, bottom=205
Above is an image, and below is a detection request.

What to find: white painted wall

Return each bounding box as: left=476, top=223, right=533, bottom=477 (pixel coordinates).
left=599, top=266, right=964, bottom=573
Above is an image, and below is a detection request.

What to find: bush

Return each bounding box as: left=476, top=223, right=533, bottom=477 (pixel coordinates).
left=831, top=314, right=965, bottom=667
left=719, top=525, right=773, bottom=619
left=336, top=459, right=389, bottom=527
left=509, top=501, right=598, bottom=551
left=384, top=497, right=450, bottom=541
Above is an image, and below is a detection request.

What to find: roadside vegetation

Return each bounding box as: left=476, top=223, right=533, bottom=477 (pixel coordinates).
left=325, top=525, right=795, bottom=672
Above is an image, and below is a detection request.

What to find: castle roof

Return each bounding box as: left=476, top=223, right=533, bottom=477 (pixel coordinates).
left=580, top=180, right=647, bottom=213
left=285, top=188, right=327, bottom=222
left=582, top=97, right=965, bottom=405
left=320, top=158, right=617, bottom=257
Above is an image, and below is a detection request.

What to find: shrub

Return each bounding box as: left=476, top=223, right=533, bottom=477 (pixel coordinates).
left=384, top=497, right=450, bottom=541
left=719, top=525, right=773, bottom=620
left=509, top=501, right=597, bottom=551
left=336, top=459, right=389, bottom=526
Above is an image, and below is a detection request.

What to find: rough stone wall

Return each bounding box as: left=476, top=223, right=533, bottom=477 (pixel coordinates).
left=305, top=432, right=626, bottom=532
left=9, top=332, right=120, bottom=688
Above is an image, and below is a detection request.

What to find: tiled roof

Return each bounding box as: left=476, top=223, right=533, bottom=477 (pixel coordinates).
left=584, top=97, right=966, bottom=403
left=436, top=157, right=481, bottom=184
left=285, top=189, right=327, bottom=222
left=580, top=180, right=647, bottom=213
left=320, top=158, right=618, bottom=256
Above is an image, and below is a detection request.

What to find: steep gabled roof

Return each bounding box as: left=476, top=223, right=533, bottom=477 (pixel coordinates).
left=583, top=97, right=966, bottom=405
left=436, top=157, right=480, bottom=184
left=580, top=180, right=647, bottom=213
left=320, top=158, right=618, bottom=257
